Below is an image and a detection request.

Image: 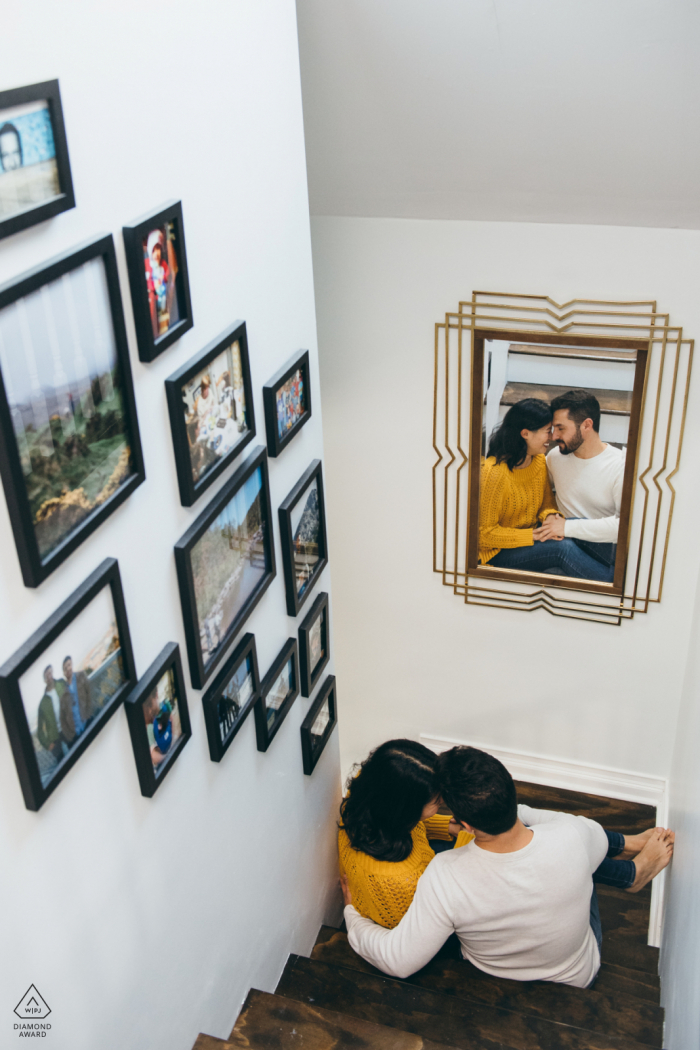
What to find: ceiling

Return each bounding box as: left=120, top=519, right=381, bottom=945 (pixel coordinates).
left=295, top=0, right=700, bottom=228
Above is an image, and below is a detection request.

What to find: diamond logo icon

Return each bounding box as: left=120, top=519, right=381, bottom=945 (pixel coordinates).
left=14, top=985, right=51, bottom=1019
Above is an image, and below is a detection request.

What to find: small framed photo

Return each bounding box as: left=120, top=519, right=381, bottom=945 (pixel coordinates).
left=122, top=200, right=193, bottom=363
left=279, top=460, right=329, bottom=616
left=298, top=591, right=329, bottom=698
left=262, top=350, right=311, bottom=457
left=125, top=643, right=191, bottom=797
left=254, top=638, right=300, bottom=752
left=300, top=675, right=337, bottom=776
left=174, top=445, right=276, bottom=689
left=0, top=559, right=136, bottom=811
left=166, top=320, right=256, bottom=507
left=202, top=633, right=259, bottom=762
left=0, top=234, right=146, bottom=587
left=0, top=79, right=75, bottom=241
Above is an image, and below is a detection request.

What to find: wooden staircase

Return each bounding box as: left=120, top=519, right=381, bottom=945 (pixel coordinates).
left=193, top=784, right=665, bottom=1050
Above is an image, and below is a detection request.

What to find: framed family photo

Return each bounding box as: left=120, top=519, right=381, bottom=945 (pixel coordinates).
left=166, top=321, right=255, bottom=507
left=123, top=200, right=193, bottom=363
left=0, top=235, right=145, bottom=587
left=279, top=459, right=329, bottom=616
left=300, top=675, right=337, bottom=776
left=174, top=445, right=276, bottom=689
left=0, top=559, right=136, bottom=811
left=253, top=638, right=300, bottom=753
left=202, top=633, right=259, bottom=762
left=262, top=350, right=311, bottom=457
left=298, top=591, right=329, bottom=698
left=125, top=642, right=191, bottom=798
left=0, top=79, right=75, bottom=241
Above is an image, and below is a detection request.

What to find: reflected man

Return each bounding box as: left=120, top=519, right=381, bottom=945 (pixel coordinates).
left=37, top=665, right=67, bottom=763
left=60, top=655, right=95, bottom=745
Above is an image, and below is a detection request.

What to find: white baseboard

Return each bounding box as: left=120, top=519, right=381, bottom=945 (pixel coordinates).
left=420, top=733, right=668, bottom=949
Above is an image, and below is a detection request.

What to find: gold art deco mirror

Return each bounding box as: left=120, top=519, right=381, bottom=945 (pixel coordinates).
left=433, top=293, right=693, bottom=624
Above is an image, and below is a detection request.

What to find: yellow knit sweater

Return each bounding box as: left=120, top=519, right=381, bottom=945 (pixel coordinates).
left=479, top=454, right=559, bottom=565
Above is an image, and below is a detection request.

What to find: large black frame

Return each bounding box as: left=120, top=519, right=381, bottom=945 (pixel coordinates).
left=123, top=200, right=194, bottom=363
left=278, top=459, right=329, bottom=617
left=174, top=445, right=276, bottom=689
left=0, top=559, right=136, bottom=811
left=262, top=350, right=312, bottom=458
left=298, top=591, right=330, bottom=698
left=0, top=79, right=75, bottom=241
left=125, top=642, right=191, bottom=798
left=254, top=638, right=300, bottom=753
left=0, top=234, right=146, bottom=587
left=300, top=674, right=337, bottom=776
left=202, top=632, right=259, bottom=762
left=166, top=320, right=256, bottom=507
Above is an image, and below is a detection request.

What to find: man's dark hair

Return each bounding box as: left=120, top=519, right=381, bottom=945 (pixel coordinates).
left=437, top=746, right=517, bottom=835
left=550, top=389, right=601, bottom=433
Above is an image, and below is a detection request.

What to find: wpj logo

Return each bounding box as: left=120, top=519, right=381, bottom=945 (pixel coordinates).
left=14, top=986, right=51, bottom=1038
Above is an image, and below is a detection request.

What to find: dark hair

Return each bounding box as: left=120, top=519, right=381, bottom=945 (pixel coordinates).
left=62, top=656, right=72, bottom=667
left=340, top=739, right=439, bottom=862
left=437, top=746, right=517, bottom=835
left=487, top=398, right=552, bottom=471
left=0, top=123, right=22, bottom=169
left=550, top=389, right=601, bottom=433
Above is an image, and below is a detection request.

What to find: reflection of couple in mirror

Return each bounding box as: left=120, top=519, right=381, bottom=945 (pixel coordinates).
left=479, top=389, right=624, bottom=582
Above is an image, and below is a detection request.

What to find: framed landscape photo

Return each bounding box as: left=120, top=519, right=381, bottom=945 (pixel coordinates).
left=279, top=459, right=329, bottom=616
left=125, top=642, right=191, bottom=797
left=0, top=234, right=146, bottom=587
left=300, top=675, right=337, bottom=776
left=0, top=558, right=136, bottom=811
left=298, top=591, right=329, bottom=698
left=166, top=320, right=255, bottom=506
left=123, top=200, right=193, bottom=363
left=262, top=350, right=311, bottom=457
left=174, top=445, right=276, bottom=689
left=202, top=633, right=259, bottom=762
left=253, top=638, right=299, bottom=752
left=0, top=79, right=75, bottom=241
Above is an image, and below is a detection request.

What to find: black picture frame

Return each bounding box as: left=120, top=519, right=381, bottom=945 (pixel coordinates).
left=122, top=200, right=194, bottom=363
left=165, top=320, right=256, bottom=507
left=262, top=350, right=312, bottom=457
left=202, top=632, right=259, bottom=762
left=278, top=459, right=329, bottom=617
left=0, top=234, right=146, bottom=588
left=125, top=642, right=191, bottom=798
left=174, top=445, right=276, bottom=689
left=300, top=675, right=337, bottom=776
left=0, top=558, right=136, bottom=811
left=0, top=79, right=75, bottom=242
left=298, top=591, right=330, bottom=698
left=254, top=638, right=300, bottom=752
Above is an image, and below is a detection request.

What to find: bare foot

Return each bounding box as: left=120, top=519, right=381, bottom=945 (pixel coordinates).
left=619, top=827, right=657, bottom=858
left=626, top=829, right=674, bottom=893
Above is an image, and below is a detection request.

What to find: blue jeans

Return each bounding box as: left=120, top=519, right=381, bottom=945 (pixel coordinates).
left=489, top=539, right=615, bottom=582
left=594, top=830, right=636, bottom=889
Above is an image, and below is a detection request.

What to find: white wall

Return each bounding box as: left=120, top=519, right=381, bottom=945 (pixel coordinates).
left=0, top=5, right=340, bottom=1050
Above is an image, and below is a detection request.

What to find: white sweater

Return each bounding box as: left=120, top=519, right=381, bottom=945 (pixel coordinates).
left=345, top=805, right=607, bottom=988
left=546, top=444, right=625, bottom=544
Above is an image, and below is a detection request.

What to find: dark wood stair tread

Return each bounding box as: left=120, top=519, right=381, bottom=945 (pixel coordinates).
left=192, top=1036, right=236, bottom=1050
left=500, top=382, right=632, bottom=416
left=514, top=783, right=656, bottom=836
left=592, top=964, right=660, bottom=1004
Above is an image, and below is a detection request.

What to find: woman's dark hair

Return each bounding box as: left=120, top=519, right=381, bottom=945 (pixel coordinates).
left=487, top=398, right=552, bottom=471
left=340, top=739, right=439, bottom=862
left=437, top=746, right=517, bottom=835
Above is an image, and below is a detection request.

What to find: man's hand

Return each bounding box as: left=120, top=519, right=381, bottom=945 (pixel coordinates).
left=533, top=515, right=565, bottom=542
left=340, top=874, right=353, bottom=907
left=448, top=820, right=462, bottom=838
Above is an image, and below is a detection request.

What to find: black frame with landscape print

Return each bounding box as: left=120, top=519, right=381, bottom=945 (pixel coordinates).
left=165, top=320, right=256, bottom=507
left=300, top=674, right=337, bottom=776
left=278, top=459, right=329, bottom=617
left=202, top=632, right=259, bottom=762
left=0, top=234, right=145, bottom=588
left=298, top=590, right=329, bottom=698
left=174, top=445, right=276, bottom=690
left=254, top=637, right=300, bottom=753
left=263, top=350, right=312, bottom=457
left=0, top=558, right=136, bottom=811
left=125, top=642, right=191, bottom=798
left=123, top=199, right=193, bottom=363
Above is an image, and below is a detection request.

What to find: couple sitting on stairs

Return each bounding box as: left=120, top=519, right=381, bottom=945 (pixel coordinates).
left=338, top=741, right=674, bottom=989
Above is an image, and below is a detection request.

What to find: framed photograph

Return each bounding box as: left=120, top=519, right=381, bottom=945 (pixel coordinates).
left=174, top=445, right=276, bottom=689
left=166, top=320, right=255, bottom=507
left=123, top=200, right=193, bottom=363
left=202, top=633, right=259, bottom=762
left=0, top=558, right=136, bottom=811
left=125, top=642, right=191, bottom=797
left=0, top=234, right=146, bottom=587
left=0, top=79, right=75, bottom=241
left=279, top=459, right=329, bottom=616
left=298, top=591, right=329, bottom=698
left=262, top=350, right=311, bottom=457
left=300, top=675, right=337, bottom=776
left=253, top=638, right=300, bottom=752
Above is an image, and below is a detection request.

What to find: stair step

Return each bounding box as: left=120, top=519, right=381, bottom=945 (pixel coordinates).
left=598, top=961, right=659, bottom=990
left=192, top=1036, right=236, bottom=1050
left=593, top=964, right=661, bottom=1004
left=515, top=783, right=656, bottom=836
left=278, top=955, right=662, bottom=1050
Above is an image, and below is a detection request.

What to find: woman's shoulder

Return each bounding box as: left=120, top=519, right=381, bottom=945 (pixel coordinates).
left=481, top=457, right=511, bottom=488
left=338, top=823, right=433, bottom=874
